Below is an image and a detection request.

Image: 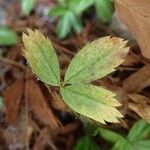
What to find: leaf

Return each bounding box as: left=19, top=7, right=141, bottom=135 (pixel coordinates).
left=115, top=0, right=150, bottom=59
left=22, top=29, right=60, bottom=86
left=65, top=36, right=129, bottom=84
left=67, top=0, right=94, bottom=15
left=112, top=139, right=132, bottom=150
left=56, top=10, right=82, bottom=38
left=21, top=0, right=36, bottom=16
left=0, top=96, right=4, bottom=111
left=96, top=128, right=125, bottom=143
left=49, top=5, right=67, bottom=17
left=123, top=65, right=150, bottom=93
left=4, top=79, right=24, bottom=124
left=56, top=11, right=72, bottom=38
left=74, top=136, right=101, bottom=150
left=70, top=13, right=82, bottom=33
left=0, top=27, right=17, bottom=46
left=127, top=119, right=150, bottom=142
left=60, top=84, right=123, bottom=124
left=128, top=103, right=150, bottom=124
left=68, top=11, right=82, bottom=33
left=95, top=0, right=114, bottom=23
left=136, top=140, right=150, bottom=150
left=26, top=79, right=60, bottom=129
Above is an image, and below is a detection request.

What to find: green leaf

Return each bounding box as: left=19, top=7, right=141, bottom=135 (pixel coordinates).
left=60, top=84, right=123, bottom=124
left=74, top=136, right=101, bottom=150
left=96, top=128, right=125, bottom=143
left=56, top=11, right=72, bottom=38
left=21, top=0, right=36, bottom=16
left=49, top=5, right=67, bottom=17
left=68, top=11, right=82, bottom=33
left=83, top=121, right=97, bottom=136
left=0, top=96, right=4, bottom=110
left=127, top=119, right=150, bottom=142
left=65, top=36, right=129, bottom=84
left=135, top=140, right=150, bottom=150
left=95, top=0, right=114, bottom=23
left=0, top=27, right=17, bottom=46
left=112, top=139, right=132, bottom=150
left=67, top=0, right=94, bottom=15
left=22, top=29, right=60, bottom=86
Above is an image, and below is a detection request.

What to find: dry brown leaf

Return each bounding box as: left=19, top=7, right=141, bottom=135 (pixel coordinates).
left=48, top=88, right=68, bottom=112
left=128, top=93, right=150, bottom=105
left=4, top=79, right=24, bottom=124
left=33, top=127, right=58, bottom=150
left=26, top=79, right=60, bottom=129
left=115, top=0, right=150, bottom=59
left=121, top=53, right=139, bottom=67
left=123, top=65, right=150, bottom=92
left=129, top=103, right=150, bottom=123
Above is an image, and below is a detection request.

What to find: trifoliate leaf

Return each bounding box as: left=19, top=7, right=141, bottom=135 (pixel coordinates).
left=22, top=29, right=60, bottom=86
left=0, top=27, right=17, bottom=46
left=65, top=36, right=129, bottom=84
left=75, top=136, right=101, bottom=150
left=127, top=119, right=150, bottom=142
left=60, top=84, right=123, bottom=124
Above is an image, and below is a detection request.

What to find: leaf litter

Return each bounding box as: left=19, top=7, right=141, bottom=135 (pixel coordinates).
left=0, top=0, right=150, bottom=149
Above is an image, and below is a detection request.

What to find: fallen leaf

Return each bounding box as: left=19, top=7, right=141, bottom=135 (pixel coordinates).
left=128, top=93, right=150, bottom=105
left=128, top=94, right=150, bottom=123
left=26, top=79, right=60, bottom=129
left=115, top=0, right=150, bottom=59
left=123, top=65, right=150, bottom=92
left=48, top=88, right=68, bottom=112
left=129, top=103, right=150, bottom=123
left=4, top=79, right=24, bottom=124
left=33, top=127, right=57, bottom=150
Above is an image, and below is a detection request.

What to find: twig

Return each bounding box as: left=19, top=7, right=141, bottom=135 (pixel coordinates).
left=0, top=57, right=26, bottom=70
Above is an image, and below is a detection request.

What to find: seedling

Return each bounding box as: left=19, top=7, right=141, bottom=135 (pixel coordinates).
left=49, top=0, right=114, bottom=38
left=96, top=119, right=150, bottom=150
left=22, top=29, right=129, bottom=124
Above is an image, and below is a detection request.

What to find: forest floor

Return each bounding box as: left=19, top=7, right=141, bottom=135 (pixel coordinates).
left=0, top=0, right=150, bottom=150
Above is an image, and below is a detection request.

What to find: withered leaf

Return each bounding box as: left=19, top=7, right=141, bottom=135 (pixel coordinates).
left=26, top=79, right=60, bottom=129
left=4, top=79, right=24, bottom=124
left=129, top=103, right=150, bottom=124
left=115, top=0, right=150, bottom=59
left=123, top=65, right=150, bottom=92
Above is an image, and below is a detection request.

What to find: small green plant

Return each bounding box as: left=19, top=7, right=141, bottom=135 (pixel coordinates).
left=96, top=119, right=150, bottom=150
left=22, top=29, right=129, bottom=124
left=49, top=0, right=93, bottom=38
left=49, top=0, right=114, bottom=38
